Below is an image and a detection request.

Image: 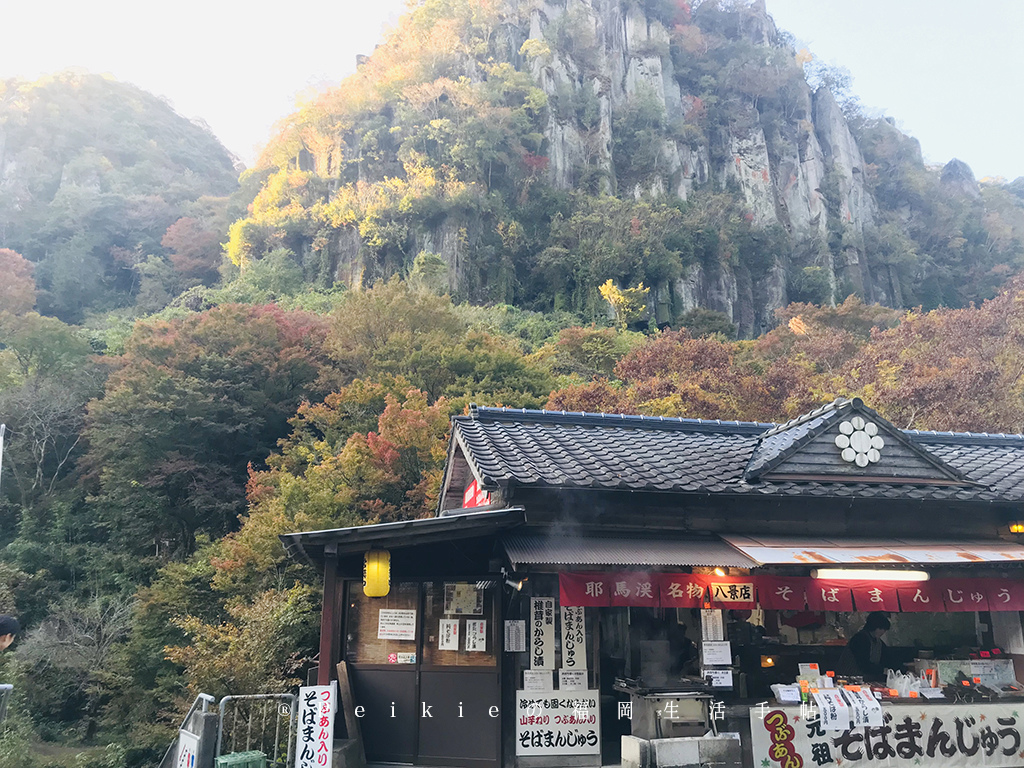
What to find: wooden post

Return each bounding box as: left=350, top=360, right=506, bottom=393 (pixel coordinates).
left=318, top=543, right=339, bottom=685
left=336, top=660, right=366, bottom=765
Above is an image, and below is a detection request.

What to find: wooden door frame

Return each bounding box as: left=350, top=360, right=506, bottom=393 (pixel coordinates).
left=341, top=578, right=503, bottom=768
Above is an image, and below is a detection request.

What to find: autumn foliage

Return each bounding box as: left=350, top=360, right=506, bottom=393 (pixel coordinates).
left=0, top=249, right=37, bottom=314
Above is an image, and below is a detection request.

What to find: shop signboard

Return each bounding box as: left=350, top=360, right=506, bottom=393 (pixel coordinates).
left=707, top=577, right=757, bottom=609
left=559, top=573, right=1024, bottom=612
left=531, top=598, right=555, bottom=669
left=560, top=606, right=587, bottom=670
left=751, top=703, right=1024, bottom=768
left=296, top=685, right=335, bottom=768
left=610, top=573, right=659, bottom=607
left=516, top=690, right=600, bottom=755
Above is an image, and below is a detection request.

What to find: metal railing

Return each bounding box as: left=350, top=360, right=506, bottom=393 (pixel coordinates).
left=0, top=684, right=12, bottom=726
left=160, top=693, right=215, bottom=768
left=217, top=693, right=297, bottom=768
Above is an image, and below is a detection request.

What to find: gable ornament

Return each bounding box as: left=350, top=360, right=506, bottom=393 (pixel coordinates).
left=835, top=416, right=884, bottom=467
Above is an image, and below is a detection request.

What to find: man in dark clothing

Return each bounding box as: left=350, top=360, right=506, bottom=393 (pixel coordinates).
left=0, top=616, right=19, bottom=651
left=840, top=612, right=890, bottom=682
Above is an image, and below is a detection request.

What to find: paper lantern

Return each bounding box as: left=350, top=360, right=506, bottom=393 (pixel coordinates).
left=363, top=549, right=391, bottom=597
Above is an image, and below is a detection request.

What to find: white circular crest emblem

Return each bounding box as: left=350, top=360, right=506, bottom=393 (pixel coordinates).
left=835, top=417, right=884, bottom=467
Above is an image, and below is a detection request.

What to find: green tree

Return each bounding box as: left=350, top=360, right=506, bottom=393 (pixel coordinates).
left=82, top=305, right=333, bottom=565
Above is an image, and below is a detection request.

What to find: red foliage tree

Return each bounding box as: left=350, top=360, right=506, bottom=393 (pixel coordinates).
left=0, top=248, right=37, bottom=314
left=162, top=217, right=224, bottom=284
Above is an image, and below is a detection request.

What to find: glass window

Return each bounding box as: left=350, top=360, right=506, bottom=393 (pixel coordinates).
left=422, top=581, right=498, bottom=667
left=346, top=581, right=420, bottom=664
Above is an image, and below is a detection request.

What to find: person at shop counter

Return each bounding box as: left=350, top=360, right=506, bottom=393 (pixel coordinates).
left=839, top=612, right=891, bottom=682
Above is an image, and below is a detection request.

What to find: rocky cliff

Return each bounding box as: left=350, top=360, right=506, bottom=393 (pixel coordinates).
left=237, top=0, right=1023, bottom=336
left=520, top=0, right=889, bottom=333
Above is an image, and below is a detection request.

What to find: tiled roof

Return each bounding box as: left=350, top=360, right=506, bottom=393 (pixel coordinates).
left=743, top=397, right=968, bottom=482
left=452, top=406, right=1024, bottom=503
left=745, top=399, right=850, bottom=478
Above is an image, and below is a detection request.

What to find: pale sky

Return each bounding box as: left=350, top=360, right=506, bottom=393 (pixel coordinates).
left=1, top=0, right=1021, bottom=181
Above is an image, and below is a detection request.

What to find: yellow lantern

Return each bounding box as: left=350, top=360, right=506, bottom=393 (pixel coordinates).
left=363, top=549, right=391, bottom=597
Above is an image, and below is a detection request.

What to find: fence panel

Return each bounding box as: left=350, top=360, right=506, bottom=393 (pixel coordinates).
left=217, top=694, right=297, bottom=768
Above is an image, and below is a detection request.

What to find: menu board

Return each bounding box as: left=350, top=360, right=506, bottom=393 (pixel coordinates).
left=523, top=670, right=552, bottom=692
left=701, top=641, right=732, bottom=666
left=504, top=620, right=526, bottom=652
left=701, top=609, right=725, bottom=641
left=702, top=669, right=733, bottom=688
left=559, top=670, right=588, bottom=691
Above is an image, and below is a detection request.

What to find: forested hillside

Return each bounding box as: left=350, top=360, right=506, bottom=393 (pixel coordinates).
left=2, top=2, right=1024, bottom=767
left=0, top=72, right=240, bottom=323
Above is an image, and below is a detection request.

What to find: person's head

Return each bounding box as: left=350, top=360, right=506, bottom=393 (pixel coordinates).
left=0, top=615, right=20, bottom=650
left=864, top=611, right=890, bottom=639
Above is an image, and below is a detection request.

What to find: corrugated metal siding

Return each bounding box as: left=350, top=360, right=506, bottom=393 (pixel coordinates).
left=502, top=534, right=757, bottom=568
left=722, top=535, right=1024, bottom=564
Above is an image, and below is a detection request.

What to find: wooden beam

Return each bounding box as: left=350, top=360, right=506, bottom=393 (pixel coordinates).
left=317, top=544, right=339, bottom=685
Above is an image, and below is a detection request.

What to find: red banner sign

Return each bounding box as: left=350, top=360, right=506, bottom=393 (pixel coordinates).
left=896, top=582, right=944, bottom=612
left=559, top=572, right=611, bottom=607
left=558, top=573, right=1024, bottom=613
left=659, top=573, right=707, bottom=608
left=983, top=578, right=1024, bottom=610
left=609, top=573, right=660, bottom=606
left=705, top=576, right=758, bottom=609
left=756, top=576, right=807, bottom=610
left=806, top=580, right=856, bottom=612
left=847, top=581, right=900, bottom=612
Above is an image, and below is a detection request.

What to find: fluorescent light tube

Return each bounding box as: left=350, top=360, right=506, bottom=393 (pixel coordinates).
left=811, top=568, right=930, bottom=582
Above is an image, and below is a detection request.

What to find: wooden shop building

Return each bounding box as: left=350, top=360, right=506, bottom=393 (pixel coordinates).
left=281, top=398, right=1024, bottom=768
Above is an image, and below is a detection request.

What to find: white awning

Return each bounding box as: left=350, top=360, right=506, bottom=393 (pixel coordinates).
left=503, top=534, right=757, bottom=568
left=722, top=535, right=1024, bottom=565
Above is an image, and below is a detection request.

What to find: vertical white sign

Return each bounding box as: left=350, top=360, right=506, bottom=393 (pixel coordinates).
left=531, top=598, right=555, bottom=669
left=296, top=685, right=335, bottom=768
left=439, top=619, right=459, bottom=651
left=466, top=619, right=487, bottom=652
left=560, top=606, right=587, bottom=670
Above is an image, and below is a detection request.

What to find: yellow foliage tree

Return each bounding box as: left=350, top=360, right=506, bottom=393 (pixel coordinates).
left=599, top=279, right=649, bottom=329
